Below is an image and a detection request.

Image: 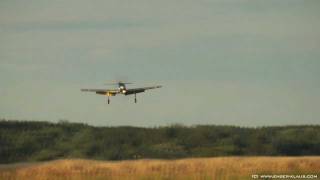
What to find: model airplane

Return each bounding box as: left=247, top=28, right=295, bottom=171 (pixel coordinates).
left=81, top=81, right=162, bottom=104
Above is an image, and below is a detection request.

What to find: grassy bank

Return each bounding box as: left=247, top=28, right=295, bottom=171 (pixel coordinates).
left=0, top=157, right=319, bottom=180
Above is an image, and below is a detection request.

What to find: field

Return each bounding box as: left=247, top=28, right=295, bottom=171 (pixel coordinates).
left=0, top=157, right=319, bottom=180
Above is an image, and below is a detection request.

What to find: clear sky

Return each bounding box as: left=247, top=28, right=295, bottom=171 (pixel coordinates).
left=0, top=0, right=319, bottom=126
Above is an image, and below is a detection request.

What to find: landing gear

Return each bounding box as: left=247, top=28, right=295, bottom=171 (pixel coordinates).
left=107, top=96, right=110, bottom=104
left=134, top=94, right=137, bottom=103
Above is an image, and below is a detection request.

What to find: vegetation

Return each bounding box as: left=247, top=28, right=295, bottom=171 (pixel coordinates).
left=0, top=120, right=320, bottom=163
left=1, top=157, right=319, bottom=180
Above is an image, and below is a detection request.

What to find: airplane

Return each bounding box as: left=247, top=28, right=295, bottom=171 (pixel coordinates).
left=81, top=81, right=162, bottom=104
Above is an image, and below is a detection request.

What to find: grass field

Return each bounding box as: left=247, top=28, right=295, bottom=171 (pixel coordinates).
left=0, top=157, right=319, bottom=180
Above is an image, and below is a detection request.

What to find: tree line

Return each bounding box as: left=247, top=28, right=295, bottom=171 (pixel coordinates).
left=0, top=120, right=319, bottom=163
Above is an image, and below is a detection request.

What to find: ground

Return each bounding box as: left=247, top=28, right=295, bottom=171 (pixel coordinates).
left=0, top=157, right=319, bottom=180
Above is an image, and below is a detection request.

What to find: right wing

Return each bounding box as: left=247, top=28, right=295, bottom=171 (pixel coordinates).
left=81, top=89, right=119, bottom=95
left=125, top=85, right=162, bottom=95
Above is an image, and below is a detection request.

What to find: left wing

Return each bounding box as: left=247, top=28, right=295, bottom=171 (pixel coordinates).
left=81, top=88, right=119, bottom=95
left=125, top=85, right=162, bottom=95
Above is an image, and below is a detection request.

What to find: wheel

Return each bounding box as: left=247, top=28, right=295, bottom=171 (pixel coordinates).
left=134, top=94, right=137, bottom=103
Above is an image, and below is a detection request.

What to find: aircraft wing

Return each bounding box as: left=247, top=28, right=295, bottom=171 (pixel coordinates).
left=81, top=89, right=119, bottom=95
left=125, top=85, right=162, bottom=95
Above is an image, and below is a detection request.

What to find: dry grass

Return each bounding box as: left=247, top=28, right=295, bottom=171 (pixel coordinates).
left=0, top=157, right=319, bottom=180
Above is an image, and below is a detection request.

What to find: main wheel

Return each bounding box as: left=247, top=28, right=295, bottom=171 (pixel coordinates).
left=134, top=94, right=137, bottom=103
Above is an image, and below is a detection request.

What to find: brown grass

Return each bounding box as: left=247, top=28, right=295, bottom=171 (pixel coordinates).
left=0, top=157, right=319, bottom=180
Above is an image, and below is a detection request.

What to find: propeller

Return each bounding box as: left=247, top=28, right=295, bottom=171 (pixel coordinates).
left=104, top=81, right=133, bottom=85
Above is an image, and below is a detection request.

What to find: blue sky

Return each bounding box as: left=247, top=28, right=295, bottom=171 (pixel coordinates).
left=0, top=0, right=319, bottom=126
